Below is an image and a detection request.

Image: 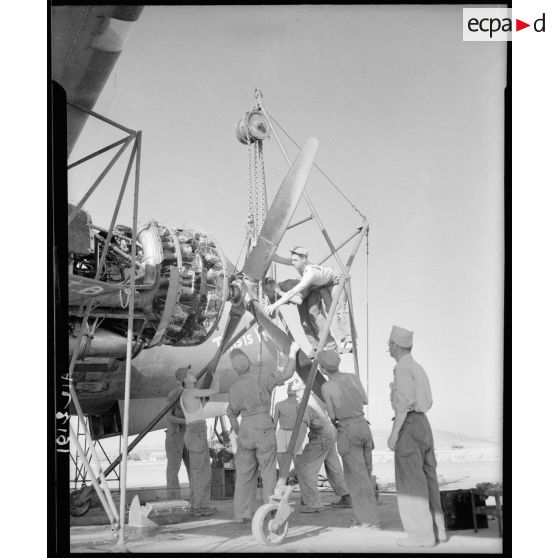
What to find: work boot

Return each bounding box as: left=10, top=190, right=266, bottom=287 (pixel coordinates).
left=191, top=506, right=217, bottom=517
left=299, top=506, right=322, bottom=513
left=331, top=494, right=352, bottom=508
left=232, top=517, right=251, bottom=524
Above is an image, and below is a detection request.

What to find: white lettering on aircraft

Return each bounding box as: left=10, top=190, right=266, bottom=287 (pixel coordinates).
left=211, top=331, right=256, bottom=350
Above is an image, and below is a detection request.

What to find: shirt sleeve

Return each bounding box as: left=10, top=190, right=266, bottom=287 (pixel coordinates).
left=392, top=365, right=415, bottom=414
left=166, top=386, right=183, bottom=403
left=261, top=370, right=285, bottom=391
left=226, top=403, right=240, bottom=419
left=227, top=386, right=241, bottom=417
left=300, top=266, right=320, bottom=288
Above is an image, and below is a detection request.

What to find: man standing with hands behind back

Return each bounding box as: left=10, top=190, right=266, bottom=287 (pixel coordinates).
left=387, top=325, right=447, bottom=548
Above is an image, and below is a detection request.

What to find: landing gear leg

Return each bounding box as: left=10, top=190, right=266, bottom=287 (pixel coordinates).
left=251, top=485, right=294, bottom=546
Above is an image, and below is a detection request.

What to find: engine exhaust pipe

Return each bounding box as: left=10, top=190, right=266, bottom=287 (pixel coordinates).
left=69, top=328, right=143, bottom=359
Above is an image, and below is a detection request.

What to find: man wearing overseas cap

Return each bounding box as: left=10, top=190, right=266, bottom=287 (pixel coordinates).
left=289, top=378, right=352, bottom=513
left=387, top=326, right=447, bottom=547
left=319, top=350, right=381, bottom=529
left=226, top=342, right=301, bottom=524
left=178, top=365, right=222, bottom=517
left=165, top=366, right=194, bottom=501
left=264, top=246, right=352, bottom=356
left=273, top=378, right=308, bottom=489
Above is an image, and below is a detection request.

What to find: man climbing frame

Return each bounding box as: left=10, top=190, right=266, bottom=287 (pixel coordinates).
left=264, top=247, right=353, bottom=356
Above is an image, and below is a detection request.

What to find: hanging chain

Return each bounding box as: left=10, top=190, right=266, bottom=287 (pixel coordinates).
left=246, top=135, right=256, bottom=255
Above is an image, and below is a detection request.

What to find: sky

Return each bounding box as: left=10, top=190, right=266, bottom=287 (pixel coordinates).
left=68, top=5, right=506, bottom=441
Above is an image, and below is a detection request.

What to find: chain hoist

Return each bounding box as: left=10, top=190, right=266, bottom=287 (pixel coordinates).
left=236, top=100, right=272, bottom=304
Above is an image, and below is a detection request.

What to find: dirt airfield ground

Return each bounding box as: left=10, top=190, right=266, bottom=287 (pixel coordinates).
left=70, top=488, right=502, bottom=554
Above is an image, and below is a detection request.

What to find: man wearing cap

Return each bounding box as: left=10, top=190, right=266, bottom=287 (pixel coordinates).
left=178, top=366, right=222, bottom=517
left=265, top=247, right=352, bottom=356
left=165, top=367, right=193, bottom=501
left=226, top=342, right=300, bottom=524
left=387, top=325, right=447, bottom=547
left=290, top=378, right=352, bottom=513
left=319, top=350, right=380, bottom=529
left=273, top=380, right=308, bottom=486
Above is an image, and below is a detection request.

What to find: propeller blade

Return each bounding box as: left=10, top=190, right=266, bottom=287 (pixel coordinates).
left=249, top=300, right=326, bottom=400
left=224, top=256, right=238, bottom=277
left=196, top=304, right=245, bottom=389
left=242, top=137, right=319, bottom=281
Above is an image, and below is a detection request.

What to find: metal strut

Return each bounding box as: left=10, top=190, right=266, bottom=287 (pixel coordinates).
left=65, top=103, right=144, bottom=544
left=255, top=215, right=367, bottom=541
left=255, top=89, right=369, bottom=379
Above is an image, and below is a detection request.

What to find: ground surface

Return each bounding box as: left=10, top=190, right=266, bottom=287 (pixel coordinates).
left=70, top=490, right=502, bottom=554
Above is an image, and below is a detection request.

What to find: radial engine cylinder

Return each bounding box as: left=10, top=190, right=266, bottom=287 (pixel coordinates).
left=69, top=218, right=229, bottom=355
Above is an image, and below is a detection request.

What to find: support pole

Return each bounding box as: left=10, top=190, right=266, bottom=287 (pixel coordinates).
left=67, top=102, right=136, bottom=136
left=256, top=89, right=370, bottom=379
left=279, top=276, right=347, bottom=486
left=254, top=90, right=353, bottom=278
left=69, top=384, right=120, bottom=523
left=69, top=424, right=118, bottom=528
left=95, top=139, right=139, bottom=290
left=318, top=228, right=361, bottom=266
left=118, top=131, right=141, bottom=548
left=68, top=137, right=138, bottom=387
left=286, top=215, right=313, bottom=230
left=340, top=223, right=369, bottom=376
left=68, top=136, right=130, bottom=170
left=68, top=134, right=134, bottom=225
left=365, top=229, right=370, bottom=406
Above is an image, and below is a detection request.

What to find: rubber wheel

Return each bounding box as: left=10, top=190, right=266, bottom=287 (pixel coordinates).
left=252, top=503, right=288, bottom=546
left=70, top=490, right=92, bottom=517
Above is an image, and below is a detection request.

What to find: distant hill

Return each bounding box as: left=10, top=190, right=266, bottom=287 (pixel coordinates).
left=372, top=428, right=498, bottom=451
left=98, top=426, right=499, bottom=459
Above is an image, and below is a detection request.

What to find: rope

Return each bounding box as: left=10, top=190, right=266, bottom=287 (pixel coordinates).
left=365, top=227, right=370, bottom=406
left=269, top=115, right=365, bottom=219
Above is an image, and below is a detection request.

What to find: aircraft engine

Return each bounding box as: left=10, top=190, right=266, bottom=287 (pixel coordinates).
left=69, top=208, right=229, bottom=359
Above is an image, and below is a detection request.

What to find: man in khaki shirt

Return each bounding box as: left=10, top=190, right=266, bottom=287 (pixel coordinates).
left=226, top=343, right=300, bottom=524
left=320, top=350, right=380, bottom=529
left=387, top=325, right=447, bottom=548
left=165, top=367, right=192, bottom=501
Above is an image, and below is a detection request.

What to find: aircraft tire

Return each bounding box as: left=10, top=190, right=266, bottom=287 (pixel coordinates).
left=70, top=490, right=92, bottom=517
left=251, top=502, right=288, bottom=546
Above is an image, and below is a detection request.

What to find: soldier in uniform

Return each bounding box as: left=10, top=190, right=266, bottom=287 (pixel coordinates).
left=226, top=343, right=300, bottom=524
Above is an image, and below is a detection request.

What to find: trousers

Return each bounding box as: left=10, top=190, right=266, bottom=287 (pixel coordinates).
left=395, top=412, right=446, bottom=542
left=336, top=418, right=380, bottom=525
left=294, top=428, right=349, bottom=507
left=233, top=416, right=277, bottom=520
left=165, top=423, right=192, bottom=501
left=184, top=421, right=212, bottom=511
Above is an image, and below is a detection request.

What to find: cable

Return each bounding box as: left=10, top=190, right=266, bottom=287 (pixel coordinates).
left=365, top=227, right=370, bottom=408
left=269, top=115, right=365, bottom=219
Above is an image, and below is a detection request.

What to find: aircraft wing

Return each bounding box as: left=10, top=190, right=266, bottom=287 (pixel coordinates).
left=51, top=5, right=144, bottom=155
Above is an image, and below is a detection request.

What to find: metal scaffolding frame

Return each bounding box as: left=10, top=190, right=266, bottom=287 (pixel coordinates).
left=255, top=89, right=369, bottom=378
left=66, top=103, right=142, bottom=546
left=66, top=92, right=370, bottom=547
left=245, top=90, right=369, bottom=544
